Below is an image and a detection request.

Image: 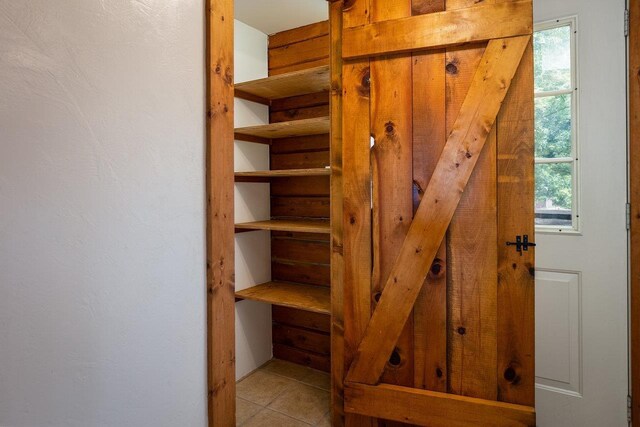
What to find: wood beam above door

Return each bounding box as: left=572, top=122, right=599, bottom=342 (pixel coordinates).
left=342, top=0, right=532, bottom=59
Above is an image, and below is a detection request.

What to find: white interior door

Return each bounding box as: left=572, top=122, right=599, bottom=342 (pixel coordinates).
left=533, top=0, right=628, bottom=425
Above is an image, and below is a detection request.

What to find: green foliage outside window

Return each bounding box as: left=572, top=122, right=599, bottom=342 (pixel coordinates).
left=533, top=25, right=574, bottom=215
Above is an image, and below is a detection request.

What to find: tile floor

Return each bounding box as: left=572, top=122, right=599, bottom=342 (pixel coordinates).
left=236, top=359, right=331, bottom=426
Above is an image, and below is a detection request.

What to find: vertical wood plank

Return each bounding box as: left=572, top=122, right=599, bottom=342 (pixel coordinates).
left=369, top=0, right=414, bottom=389
left=445, top=41, right=499, bottom=400
left=496, top=40, right=535, bottom=407
left=630, top=0, right=640, bottom=422
left=330, top=2, right=346, bottom=426
left=411, top=0, right=447, bottom=394
left=343, top=1, right=374, bottom=425
left=206, top=0, right=235, bottom=425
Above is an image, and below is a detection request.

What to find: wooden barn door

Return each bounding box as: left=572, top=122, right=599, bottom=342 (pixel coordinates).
left=337, top=0, right=536, bottom=425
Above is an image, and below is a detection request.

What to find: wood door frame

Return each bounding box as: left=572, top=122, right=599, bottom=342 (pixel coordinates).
left=206, top=0, right=236, bottom=425
left=630, top=0, right=640, bottom=424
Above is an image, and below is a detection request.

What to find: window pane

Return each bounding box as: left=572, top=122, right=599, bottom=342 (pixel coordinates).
left=534, top=25, right=571, bottom=92
left=535, top=162, right=573, bottom=227
left=535, top=94, right=572, bottom=158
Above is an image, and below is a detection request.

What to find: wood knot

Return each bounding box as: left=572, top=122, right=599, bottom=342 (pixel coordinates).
left=384, top=121, right=395, bottom=135
left=224, top=66, right=233, bottom=85
left=465, top=151, right=472, bottom=159
left=357, top=69, right=371, bottom=97
left=215, top=63, right=221, bottom=74
left=388, top=349, right=402, bottom=367
left=349, top=215, right=356, bottom=225
left=457, top=326, right=466, bottom=335
left=435, top=367, right=443, bottom=378
left=445, top=62, right=458, bottom=75
left=343, top=0, right=356, bottom=10
left=373, top=292, right=382, bottom=303
left=504, top=365, right=521, bottom=384
left=430, top=259, right=443, bottom=276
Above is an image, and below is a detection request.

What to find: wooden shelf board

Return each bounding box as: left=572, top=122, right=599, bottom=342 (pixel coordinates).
left=235, top=281, right=330, bottom=314
left=235, top=168, right=330, bottom=182
left=235, top=219, right=330, bottom=234
left=235, top=66, right=330, bottom=102
left=235, top=117, right=330, bottom=141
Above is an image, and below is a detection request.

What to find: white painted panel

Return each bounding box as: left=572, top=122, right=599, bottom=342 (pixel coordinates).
left=533, top=0, right=628, bottom=425
left=535, top=270, right=581, bottom=395
left=233, top=20, right=272, bottom=379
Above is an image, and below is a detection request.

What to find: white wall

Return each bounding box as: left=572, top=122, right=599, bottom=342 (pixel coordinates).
left=233, top=20, right=273, bottom=380
left=0, top=1, right=206, bottom=426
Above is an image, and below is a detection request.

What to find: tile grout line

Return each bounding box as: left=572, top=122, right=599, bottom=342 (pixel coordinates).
left=237, top=363, right=330, bottom=426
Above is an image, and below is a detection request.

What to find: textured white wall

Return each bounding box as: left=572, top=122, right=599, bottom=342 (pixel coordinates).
left=233, top=20, right=273, bottom=380
left=0, top=1, right=206, bottom=426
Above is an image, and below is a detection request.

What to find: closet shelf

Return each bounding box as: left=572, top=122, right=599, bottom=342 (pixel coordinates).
left=235, top=65, right=330, bottom=103
left=235, top=168, right=330, bottom=182
left=235, top=117, right=330, bottom=141
left=235, top=219, right=330, bottom=234
left=235, top=281, right=330, bottom=314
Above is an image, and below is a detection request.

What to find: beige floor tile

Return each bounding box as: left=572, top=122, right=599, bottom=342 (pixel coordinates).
left=236, top=397, right=262, bottom=425
left=268, top=382, right=330, bottom=425
left=242, top=408, right=311, bottom=427
left=300, top=369, right=330, bottom=391
left=315, top=411, right=332, bottom=427
left=237, top=370, right=295, bottom=406
left=262, top=359, right=313, bottom=381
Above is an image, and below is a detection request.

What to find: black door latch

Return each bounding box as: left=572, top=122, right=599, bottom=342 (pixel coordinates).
left=506, top=235, right=536, bottom=255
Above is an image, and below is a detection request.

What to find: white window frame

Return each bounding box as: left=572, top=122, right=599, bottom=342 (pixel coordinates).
left=534, top=16, right=580, bottom=234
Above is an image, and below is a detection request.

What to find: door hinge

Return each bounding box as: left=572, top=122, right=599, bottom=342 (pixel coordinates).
left=627, top=203, right=632, bottom=231
left=628, top=394, right=632, bottom=424
left=625, top=8, right=630, bottom=37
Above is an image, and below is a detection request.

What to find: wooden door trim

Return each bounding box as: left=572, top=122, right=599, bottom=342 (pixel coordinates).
left=329, top=1, right=346, bottom=425
left=206, top=0, right=236, bottom=425
left=630, top=0, right=640, bottom=423
left=345, top=35, right=530, bottom=385
left=342, top=0, right=532, bottom=59
left=344, top=382, right=535, bottom=426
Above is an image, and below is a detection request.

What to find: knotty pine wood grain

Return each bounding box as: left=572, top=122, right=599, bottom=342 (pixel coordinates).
left=342, top=0, right=375, bottom=425
left=272, top=261, right=331, bottom=287
left=273, top=306, right=331, bottom=333
left=345, top=36, right=530, bottom=386
left=206, top=0, right=235, bottom=424
left=235, top=65, right=329, bottom=101
left=496, top=40, right=535, bottom=408
left=344, top=383, right=535, bottom=427
left=369, top=0, right=415, bottom=392
left=445, top=42, right=499, bottom=401
left=329, top=3, right=346, bottom=425
left=411, top=0, right=447, bottom=395
left=342, top=1, right=531, bottom=59
left=236, top=281, right=330, bottom=314
left=273, top=323, right=331, bottom=354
